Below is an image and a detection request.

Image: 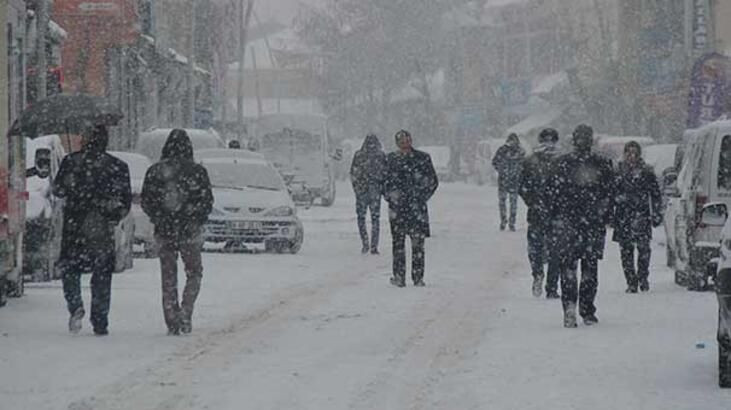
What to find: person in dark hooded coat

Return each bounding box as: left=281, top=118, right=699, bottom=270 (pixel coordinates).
left=53, top=125, right=132, bottom=336
left=493, top=133, right=525, bottom=231
left=141, top=129, right=213, bottom=335
left=384, top=130, right=439, bottom=287
left=548, top=124, right=614, bottom=328
left=519, top=128, right=561, bottom=299
left=350, top=134, right=387, bottom=254
left=612, top=141, right=663, bottom=293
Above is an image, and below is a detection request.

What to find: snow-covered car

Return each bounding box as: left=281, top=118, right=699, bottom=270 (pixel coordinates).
left=23, top=136, right=66, bottom=282
left=595, top=135, right=656, bottom=163
left=252, top=114, right=337, bottom=207
left=109, top=152, right=156, bottom=257
left=707, top=203, right=731, bottom=387
left=644, top=144, right=679, bottom=178
left=665, top=121, right=731, bottom=289
left=421, top=146, right=452, bottom=182
left=136, top=128, right=225, bottom=161
left=201, top=156, right=304, bottom=253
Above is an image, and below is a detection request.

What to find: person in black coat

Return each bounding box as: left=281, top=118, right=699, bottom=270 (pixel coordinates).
left=612, top=141, right=663, bottom=293
left=548, top=124, right=614, bottom=328
left=493, top=133, right=525, bottom=231
left=519, top=128, right=561, bottom=299
left=141, top=129, right=213, bottom=335
left=384, top=130, right=439, bottom=287
left=350, top=134, right=387, bottom=254
left=53, top=125, right=132, bottom=336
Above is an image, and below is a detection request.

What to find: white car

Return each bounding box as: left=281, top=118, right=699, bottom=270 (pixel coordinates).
left=109, top=152, right=156, bottom=257
left=201, top=156, right=304, bottom=253
left=664, top=121, right=731, bottom=289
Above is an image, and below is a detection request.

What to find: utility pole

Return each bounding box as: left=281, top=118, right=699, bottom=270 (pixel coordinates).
left=187, top=0, right=197, bottom=128
left=37, top=0, right=49, bottom=100
left=237, top=0, right=255, bottom=133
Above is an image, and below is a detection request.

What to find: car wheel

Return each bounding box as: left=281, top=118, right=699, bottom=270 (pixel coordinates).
left=143, top=241, right=159, bottom=259
left=675, top=270, right=687, bottom=287
left=7, top=274, right=23, bottom=298
left=286, top=226, right=305, bottom=254
left=0, top=278, right=7, bottom=307
left=666, top=242, right=676, bottom=267
left=720, top=345, right=731, bottom=388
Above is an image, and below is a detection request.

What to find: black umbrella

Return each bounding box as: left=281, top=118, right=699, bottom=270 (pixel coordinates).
left=9, top=94, right=123, bottom=138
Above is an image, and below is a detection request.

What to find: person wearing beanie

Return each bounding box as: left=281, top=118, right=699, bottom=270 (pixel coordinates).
left=519, top=128, right=562, bottom=299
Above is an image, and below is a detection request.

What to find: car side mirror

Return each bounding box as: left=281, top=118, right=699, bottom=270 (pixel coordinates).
left=700, top=202, right=728, bottom=227
left=663, top=171, right=680, bottom=197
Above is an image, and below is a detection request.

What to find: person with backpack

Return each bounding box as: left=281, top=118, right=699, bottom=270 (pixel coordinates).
left=350, top=134, right=387, bottom=254
left=492, top=133, right=525, bottom=231
left=141, top=129, right=214, bottom=335
left=519, top=128, right=561, bottom=299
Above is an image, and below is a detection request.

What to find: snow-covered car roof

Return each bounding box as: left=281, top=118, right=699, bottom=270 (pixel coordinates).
left=196, top=148, right=266, bottom=162
left=136, top=128, right=225, bottom=161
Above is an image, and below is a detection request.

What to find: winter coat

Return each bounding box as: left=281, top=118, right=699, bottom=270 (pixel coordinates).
left=519, top=142, right=560, bottom=226
left=548, top=150, right=615, bottom=260
left=384, top=149, right=439, bottom=237
left=53, top=141, right=132, bottom=272
left=612, top=160, right=663, bottom=243
left=492, top=144, right=525, bottom=193
left=350, top=135, right=387, bottom=200
left=141, top=131, right=214, bottom=240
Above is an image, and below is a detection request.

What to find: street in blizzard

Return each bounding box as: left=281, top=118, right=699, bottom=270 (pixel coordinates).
left=1, top=0, right=731, bottom=409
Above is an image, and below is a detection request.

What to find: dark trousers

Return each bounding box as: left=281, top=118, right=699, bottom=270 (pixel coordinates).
left=61, top=253, right=114, bottom=331
left=620, top=240, right=651, bottom=286
left=528, top=222, right=560, bottom=294
left=157, top=233, right=204, bottom=330
left=356, top=194, right=381, bottom=250
left=498, top=189, right=518, bottom=227
left=392, top=227, right=426, bottom=283
left=560, top=257, right=599, bottom=318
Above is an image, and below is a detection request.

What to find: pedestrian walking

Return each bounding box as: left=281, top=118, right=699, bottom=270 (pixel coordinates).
left=493, top=133, right=525, bottom=231
left=141, top=129, right=214, bottom=335
left=53, top=125, right=132, bottom=336
left=548, top=125, right=614, bottom=328
left=384, top=130, right=439, bottom=287
left=350, top=134, right=387, bottom=254
left=612, top=141, right=663, bottom=293
left=519, top=128, right=561, bottom=299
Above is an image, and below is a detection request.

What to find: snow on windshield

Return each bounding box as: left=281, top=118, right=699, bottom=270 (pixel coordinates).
left=205, top=161, right=284, bottom=191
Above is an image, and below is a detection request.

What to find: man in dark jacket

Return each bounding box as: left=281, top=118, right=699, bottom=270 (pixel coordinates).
left=141, top=129, right=214, bottom=335
left=493, top=133, right=525, bottom=231
left=53, top=125, right=132, bottom=336
left=519, top=128, right=561, bottom=299
left=548, top=124, right=614, bottom=328
left=384, top=130, right=439, bottom=287
left=350, top=134, right=387, bottom=254
left=612, top=141, right=663, bottom=293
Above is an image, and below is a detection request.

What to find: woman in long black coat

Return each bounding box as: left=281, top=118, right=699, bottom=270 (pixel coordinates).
left=612, top=141, right=663, bottom=293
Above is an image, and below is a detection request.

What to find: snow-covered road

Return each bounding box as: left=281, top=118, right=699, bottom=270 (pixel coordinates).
left=1, top=182, right=730, bottom=409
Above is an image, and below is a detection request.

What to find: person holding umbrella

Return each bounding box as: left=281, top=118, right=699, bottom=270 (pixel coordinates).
left=53, top=125, right=132, bottom=336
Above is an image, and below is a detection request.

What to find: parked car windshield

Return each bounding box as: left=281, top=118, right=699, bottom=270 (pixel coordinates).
left=204, top=161, right=285, bottom=191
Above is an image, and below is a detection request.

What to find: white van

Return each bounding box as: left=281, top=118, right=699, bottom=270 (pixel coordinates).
left=665, top=120, right=731, bottom=289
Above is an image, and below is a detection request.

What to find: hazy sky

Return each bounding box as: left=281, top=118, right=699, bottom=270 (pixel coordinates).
left=257, top=0, right=323, bottom=24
